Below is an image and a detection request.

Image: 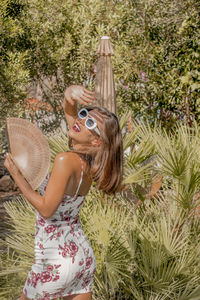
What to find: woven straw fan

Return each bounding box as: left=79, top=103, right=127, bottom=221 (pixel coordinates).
left=6, top=118, right=51, bottom=190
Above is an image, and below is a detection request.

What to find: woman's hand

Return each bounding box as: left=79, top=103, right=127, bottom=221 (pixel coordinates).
left=4, top=153, right=21, bottom=177
left=4, top=153, right=47, bottom=218
left=64, top=85, right=94, bottom=106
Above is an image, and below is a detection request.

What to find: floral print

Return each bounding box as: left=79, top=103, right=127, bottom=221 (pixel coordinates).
left=58, top=240, right=79, bottom=263
left=43, top=224, right=64, bottom=241
left=23, top=159, right=96, bottom=299
left=27, top=263, right=61, bottom=289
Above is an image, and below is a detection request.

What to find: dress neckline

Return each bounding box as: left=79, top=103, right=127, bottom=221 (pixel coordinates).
left=63, top=193, right=85, bottom=198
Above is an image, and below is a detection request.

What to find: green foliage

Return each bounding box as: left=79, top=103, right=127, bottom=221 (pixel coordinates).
left=0, top=197, right=35, bottom=299
left=47, top=128, right=69, bottom=167
left=1, top=118, right=200, bottom=299
left=124, top=120, right=155, bottom=185
left=0, top=0, right=199, bottom=135
left=126, top=196, right=200, bottom=299
left=154, top=122, right=200, bottom=210
left=80, top=192, right=133, bottom=299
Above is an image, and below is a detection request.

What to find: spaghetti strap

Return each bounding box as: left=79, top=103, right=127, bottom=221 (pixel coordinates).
left=74, top=156, right=84, bottom=198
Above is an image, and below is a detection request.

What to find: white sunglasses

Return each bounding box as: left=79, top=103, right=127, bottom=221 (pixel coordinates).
left=78, top=108, right=100, bottom=136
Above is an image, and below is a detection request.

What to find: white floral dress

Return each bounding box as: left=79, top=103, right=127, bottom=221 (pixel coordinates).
left=23, top=158, right=96, bottom=300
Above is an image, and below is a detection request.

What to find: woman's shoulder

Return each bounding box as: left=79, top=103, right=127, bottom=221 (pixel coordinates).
left=54, top=151, right=82, bottom=171
left=55, top=151, right=79, bottom=159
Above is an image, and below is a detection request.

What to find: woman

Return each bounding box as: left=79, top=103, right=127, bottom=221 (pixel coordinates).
left=4, top=85, right=123, bottom=300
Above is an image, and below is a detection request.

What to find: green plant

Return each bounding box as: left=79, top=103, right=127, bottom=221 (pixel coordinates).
left=1, top=118, right=200, bottom=299
left=1, top=0, right=199, bottom=134
left=153, top=122, right=200, bottom=210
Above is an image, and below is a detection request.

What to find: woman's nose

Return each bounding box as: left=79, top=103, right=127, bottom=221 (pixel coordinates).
left=77, top=118, right=85, bottom=126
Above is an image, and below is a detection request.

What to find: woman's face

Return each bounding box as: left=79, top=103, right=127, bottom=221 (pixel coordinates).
left=68, top=109, right=103, bottom=147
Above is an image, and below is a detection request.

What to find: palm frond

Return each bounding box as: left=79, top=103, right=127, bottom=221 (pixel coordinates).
left=124, top=163, right=153, bottom=184
left=3, top=197, right=35, bottom=257
left=123, top=127, right=139, bottom=151
left=127, top=195, right=200, bottom=296
left=48, top=128, right=69, bottom=164
left=1, top=121, right=200, bottom=300
left=119, top=110, right=132, bottom=130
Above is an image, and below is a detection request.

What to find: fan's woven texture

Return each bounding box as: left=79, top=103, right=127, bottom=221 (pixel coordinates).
left=6, top=118, right=51, bottom=190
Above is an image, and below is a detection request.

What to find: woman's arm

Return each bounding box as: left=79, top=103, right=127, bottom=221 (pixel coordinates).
left=63, top=85, right=94, bottom=129
left=63, top=86, right=78, bottom=129
left=4, top=152, right=78, bottom=219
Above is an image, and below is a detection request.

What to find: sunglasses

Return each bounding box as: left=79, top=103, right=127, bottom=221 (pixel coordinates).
left=78, top=108, right=100, bottom=136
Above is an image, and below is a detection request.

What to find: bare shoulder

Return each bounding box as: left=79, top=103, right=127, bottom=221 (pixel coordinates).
left=54, top=152, right=82, bottom=172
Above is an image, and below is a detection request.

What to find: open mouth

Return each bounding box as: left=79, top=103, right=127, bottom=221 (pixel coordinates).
left=72, top=122, right=81, bottom=132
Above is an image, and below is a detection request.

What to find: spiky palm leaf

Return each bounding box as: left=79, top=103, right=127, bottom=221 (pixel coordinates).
left=154, top=123, right=200, bottom=179
left=123, top=119, right=155, bottom=186
left=154, top=129, right=194, bottom=179
left=48, top=128, right=69, bottom=165
left=119, top=110, right=132, bottom=131
left=154, top=123, right=200, bottom=212
left=1, top=117, right=200, bottom=300
left=0, top=196, right=36, bottom=299
left=126, top=195, right=200, bottom=299
left=177, top=163, right=200, bottom=210
left=3, top=198, right=35, bottom=258
left=80, top=189, right=133, bottom=298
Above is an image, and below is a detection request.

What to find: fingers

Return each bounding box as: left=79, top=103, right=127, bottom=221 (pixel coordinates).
left=64, top=85, right=95, bottom=108
left=5, top=153, right=11, bottom=162
left=84, top=94, right=95, bottom=101
left=5, top=153, right=16, bottom=167
left=71, top=90, right=94, bottom=106
left=80, top=89, right=94, bottom=103
left=4, top=153, right=20, bottom=176
left=80, top=95, right=94, bottom=103
left=4, top=153, right=11, bottom=170
left=4, top=153, right=13, bottom=167
left=7, top=153, right=14, bottom=161
left=83, top=88, right=95, bottom=96
left=76, top=98, right=90, bottom=106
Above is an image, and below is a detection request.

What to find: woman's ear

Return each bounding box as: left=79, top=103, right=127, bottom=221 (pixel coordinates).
left=91, top=138, right=102, bottom=147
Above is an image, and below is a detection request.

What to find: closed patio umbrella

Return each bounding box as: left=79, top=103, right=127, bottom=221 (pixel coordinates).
left=95, top=36, right=117, bottom=114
